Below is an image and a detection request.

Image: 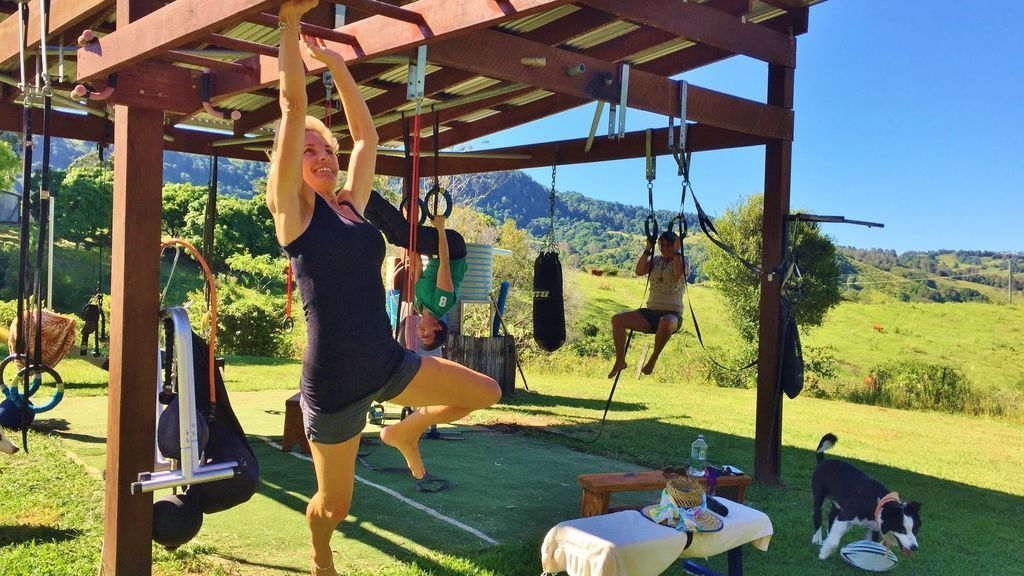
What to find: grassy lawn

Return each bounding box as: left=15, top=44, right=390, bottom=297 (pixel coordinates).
left=2, top=270, right=1022, bottom=575
left=3, top=364, right=1023, bottom=575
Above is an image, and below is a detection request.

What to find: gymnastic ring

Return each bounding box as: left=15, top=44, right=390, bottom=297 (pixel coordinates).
left=367, top=403, right=385, bottom=427
left=400, top=196, right=428, bottom=226
left=423, top=186, right=453, bottom=219
left=0, top=356, right=64, bottom=414
left=283, top=316, right=295, bottom=333
left=644, top=214, right=659, bottom=244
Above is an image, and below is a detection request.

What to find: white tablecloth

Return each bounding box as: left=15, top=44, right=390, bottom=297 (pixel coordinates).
left=541, top=499, right=773, bottom=576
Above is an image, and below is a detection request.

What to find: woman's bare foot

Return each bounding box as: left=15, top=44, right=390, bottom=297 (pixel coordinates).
left=641, top=356, right=658, bottom=375
left=380, top=424, right=426, bottom=479
left=311, top=559, right=337, bottom=576
left=608, top=360, right=628, bottom=379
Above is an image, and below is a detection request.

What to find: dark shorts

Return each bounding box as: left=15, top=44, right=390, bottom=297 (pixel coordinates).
left=637, top=308, right=682, bottom=334
left=300, top=348, right=422, bottom=445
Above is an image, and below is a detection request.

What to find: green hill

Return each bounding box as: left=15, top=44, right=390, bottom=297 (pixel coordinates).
left=546, top=270, right=1023, bottom=420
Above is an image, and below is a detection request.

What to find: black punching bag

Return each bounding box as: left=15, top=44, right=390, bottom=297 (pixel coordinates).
left=533, top=251, right=565, bottom=352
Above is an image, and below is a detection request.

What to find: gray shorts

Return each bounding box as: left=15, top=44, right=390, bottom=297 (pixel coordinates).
left=300, top=349, right=421, bottom=445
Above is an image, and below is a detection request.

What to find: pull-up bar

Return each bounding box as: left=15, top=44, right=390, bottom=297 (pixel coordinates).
left=245, top=12, right=358, bottom=46
left=329, top=0, right=426, bottom=26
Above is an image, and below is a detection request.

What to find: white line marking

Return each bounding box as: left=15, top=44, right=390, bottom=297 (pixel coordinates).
left=254, top=435, right=499, bottom=545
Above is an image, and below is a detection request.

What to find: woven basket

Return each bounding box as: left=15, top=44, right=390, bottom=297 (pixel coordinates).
left=8, top=309, right=78, bottom=369
left=665, top=475, right=705, bottom=509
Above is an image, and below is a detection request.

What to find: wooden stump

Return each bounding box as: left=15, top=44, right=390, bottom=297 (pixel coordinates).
left=448, top=334, right=517, bottom=397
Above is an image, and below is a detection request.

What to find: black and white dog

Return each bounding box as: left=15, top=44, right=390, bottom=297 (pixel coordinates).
left=811, top=433, right=920, bottom=559
left=0, top=427, right=18, bottom=454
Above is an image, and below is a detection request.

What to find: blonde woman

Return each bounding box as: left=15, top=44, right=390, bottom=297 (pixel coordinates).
left=267, top=2, right=500, bottom=574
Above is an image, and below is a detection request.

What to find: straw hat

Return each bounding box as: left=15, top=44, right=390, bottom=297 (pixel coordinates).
left=642, top=476, right=724, bottom=533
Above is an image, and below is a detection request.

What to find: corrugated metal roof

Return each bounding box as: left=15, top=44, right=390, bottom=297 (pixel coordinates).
left=454, top=108, right=502, bottom=123
left=628, top=38, right=697, bottom=66
left=499, top=4, right=580, bottom=34
left=505, top=89, right=554, bottom=107
left=445, top=76, right=501, bottom=97
left=564, top=20, right=639, bottom=50
left=377, top=63, right=441, bottom=84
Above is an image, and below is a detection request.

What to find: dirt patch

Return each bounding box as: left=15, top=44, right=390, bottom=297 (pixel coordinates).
left=479, top=414, right=567, bottom=434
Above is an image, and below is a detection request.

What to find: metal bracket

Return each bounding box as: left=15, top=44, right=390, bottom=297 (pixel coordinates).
left=607, top=102, right=617, bottom=139
left=407, top=45, right=427, bottom=102
left=617, top=64, right=629, bottom=139
left=585, top=100, right=605, bottom=153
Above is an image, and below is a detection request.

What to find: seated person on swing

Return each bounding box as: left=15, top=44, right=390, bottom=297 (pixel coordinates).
left=365, top=191, right=467, bottom=350
left=608, top=230, right=687, bottom=377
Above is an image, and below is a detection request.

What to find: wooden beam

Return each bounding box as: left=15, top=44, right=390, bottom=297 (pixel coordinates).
left=102, top=2, right=164, bottom=573
left=328, top=0, right=426, bottom=25
left=0, top=0, right=112, bottom=66
left=754, top=63, right=794, bottom=487
left=102, top=108, right=163, bottom=576
left=375, top=85, right=536, bottom=143
left=232, top=63, right=394, bottom=134
left=428, top=29, right=793, bottom=140
left=77, top=0, right=283, bottom=82
left=212, top=0, right=577, bottom=98
left=101, top=62, right=206, bottom=114
left=582, top=0, right=794, bottom=67
left=372, top=123, right=766, bottom=176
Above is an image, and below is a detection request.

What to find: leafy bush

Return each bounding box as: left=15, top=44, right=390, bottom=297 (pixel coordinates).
left=851, top=360, right=980, bottom=414
left=187, top=282, right=288, bottom=357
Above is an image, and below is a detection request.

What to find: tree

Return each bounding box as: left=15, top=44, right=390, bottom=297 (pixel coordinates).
left=162, top=182, right=207, bottom=238
left=701, top=194, right=842, bottom=342
left=56, top=165, right=114, bottom=247
left=0, top=136, right=18, bottom=192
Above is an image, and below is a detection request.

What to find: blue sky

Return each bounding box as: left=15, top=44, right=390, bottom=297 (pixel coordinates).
left=465, top=1, right=1024, bottom=253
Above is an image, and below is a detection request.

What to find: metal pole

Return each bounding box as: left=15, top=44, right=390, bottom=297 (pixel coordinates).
left=1009, top=256, right=1014, bottom=304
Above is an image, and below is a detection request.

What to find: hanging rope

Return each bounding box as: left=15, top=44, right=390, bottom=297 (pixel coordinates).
left=402, top=103, right=424, bottom=351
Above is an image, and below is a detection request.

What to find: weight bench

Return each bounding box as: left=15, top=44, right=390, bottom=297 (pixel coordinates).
left=540, top=470, right=766, bottom=576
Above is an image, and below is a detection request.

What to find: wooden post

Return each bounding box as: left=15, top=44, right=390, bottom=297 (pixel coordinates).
left=102, top=2, right=163, bottom=573
left=753, top=63, right=794, bottom=486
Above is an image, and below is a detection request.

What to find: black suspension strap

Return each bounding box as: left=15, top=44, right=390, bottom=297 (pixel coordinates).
left=14, top=7, right=33, bottom=448
left=562, top=133, right=659, bottom=444
left=399, top=113, right=426, bottom=226
left=423, top=107, right=452, bottom=219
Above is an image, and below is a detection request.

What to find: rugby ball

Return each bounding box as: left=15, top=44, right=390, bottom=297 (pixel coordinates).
left=840, top=540, right=899, bottom=572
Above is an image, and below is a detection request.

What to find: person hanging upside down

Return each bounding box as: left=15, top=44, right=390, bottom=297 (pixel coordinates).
left=608, top=231, right=688, bottom=378
left=265, top=3, right=500, bottom=575
left=364, top=191, right=467, bottom=350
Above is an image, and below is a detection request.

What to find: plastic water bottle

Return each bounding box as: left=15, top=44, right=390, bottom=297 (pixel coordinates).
left=688, top=434, right=708, bottom=477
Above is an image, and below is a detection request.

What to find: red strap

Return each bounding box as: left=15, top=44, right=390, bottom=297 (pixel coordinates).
left=403, top=110, right=423, bottom=350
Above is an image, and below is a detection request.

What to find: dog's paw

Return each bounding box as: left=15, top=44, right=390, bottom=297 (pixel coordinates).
left=811, top=530, right=822, bottom=545
left=818, top=546, right=835, bottom=560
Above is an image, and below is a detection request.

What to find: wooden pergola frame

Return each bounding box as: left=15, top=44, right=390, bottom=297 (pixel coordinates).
left=0, top=1, right=827, bottom=573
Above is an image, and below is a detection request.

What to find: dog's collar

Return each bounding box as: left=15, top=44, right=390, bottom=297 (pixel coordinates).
left=874, top=492, right=901, bottom=528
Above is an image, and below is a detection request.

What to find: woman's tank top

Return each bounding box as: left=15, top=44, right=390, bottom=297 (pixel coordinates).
left=283, top=194, right=407, bottom=413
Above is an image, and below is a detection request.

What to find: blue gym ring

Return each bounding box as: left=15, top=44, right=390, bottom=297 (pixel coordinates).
left=0, top=354, right=65, bottom=414
left=423, top=186, right=453, bottom=219
left=400, top=196, right=428, bottom=225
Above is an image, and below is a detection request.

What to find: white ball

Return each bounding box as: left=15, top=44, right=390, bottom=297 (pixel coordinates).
left=840, top=540, right=899, bottom=572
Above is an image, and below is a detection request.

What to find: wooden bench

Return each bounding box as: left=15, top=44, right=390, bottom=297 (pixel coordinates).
left=282, top=392, right=309, bottom=454
left=577, top=470, right=752, bottom=518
